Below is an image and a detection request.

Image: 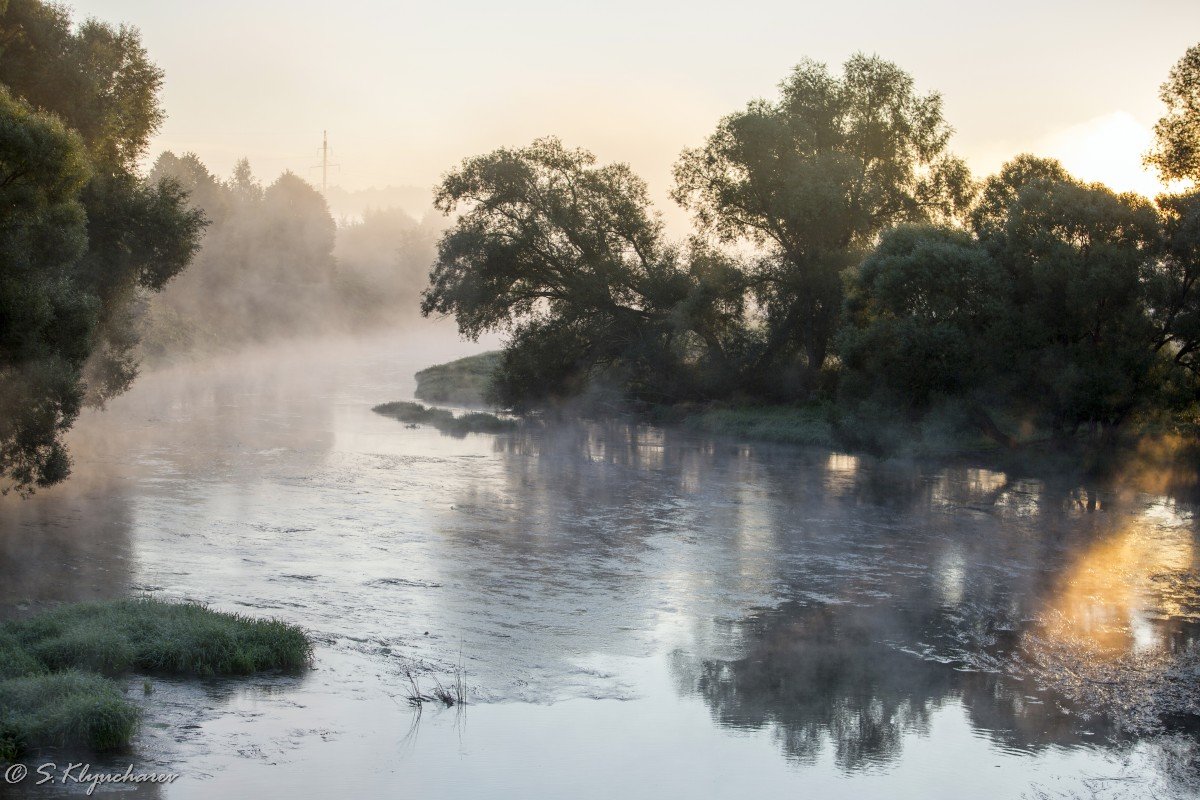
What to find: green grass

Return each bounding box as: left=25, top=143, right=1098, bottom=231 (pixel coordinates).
left=413, top=351, right=502, bottom=406
left=0, top=671, right=139, bottom=758
left=682, top=405, right=837, bottom=448
left=0, top=598, right=312, bottom=757
left=373, top=400, right=516, bottom=436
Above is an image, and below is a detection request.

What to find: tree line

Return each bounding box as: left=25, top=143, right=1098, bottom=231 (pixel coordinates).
left=141, top=152, right=440, bottom=360
left=422, top=49, right=1200, bottom=450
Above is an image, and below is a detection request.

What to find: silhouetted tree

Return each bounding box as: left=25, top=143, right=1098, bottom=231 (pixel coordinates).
left=422, top=137, right=742, bottom=407
left=1146, top=43, right=1200, bottom=184
left=672, top=54, right=973, bottom=396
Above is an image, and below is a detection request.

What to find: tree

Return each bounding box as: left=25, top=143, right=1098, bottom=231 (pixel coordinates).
left=1146, top=43, right=1200, bottom=184
left=1148, top=190, right=1200, bottom=387
left=840, top=225, right=1009, bottom=410
left=672, top=54, right=973, bottom=395
left=842, top=158, right=1166, bottom=444
left=0, top=0, right=163, bottom=171
left=0, top=0, right=203, bottom=492
left=979, top=163, right=1161, bottom=433
left=421, top=137, right=737, bottom=407
left=0, top=89, right=93, bottom=491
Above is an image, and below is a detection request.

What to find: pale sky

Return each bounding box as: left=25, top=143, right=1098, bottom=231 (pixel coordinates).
left=69, top=0, right=1200, bottom=225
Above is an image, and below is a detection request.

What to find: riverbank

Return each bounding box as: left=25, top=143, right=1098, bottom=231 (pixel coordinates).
left=410, top=354, right=1200, bottom=479
left=414, top=352, right=502, bottom=406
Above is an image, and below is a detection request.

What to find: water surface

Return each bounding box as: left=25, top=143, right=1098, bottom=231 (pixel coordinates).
left=2, top=331, right=1198, bottom=799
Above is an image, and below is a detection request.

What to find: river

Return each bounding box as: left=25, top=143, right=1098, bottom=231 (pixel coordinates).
left=1, top=329, right=1197, bottom=799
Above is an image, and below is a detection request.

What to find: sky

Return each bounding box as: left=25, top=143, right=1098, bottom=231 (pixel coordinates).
left=68, top=0, right=1200, bottom=226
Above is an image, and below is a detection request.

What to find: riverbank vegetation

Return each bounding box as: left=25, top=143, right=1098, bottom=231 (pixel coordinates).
left=420, top=48, right=1200, bottom=457
left=0, top=598, right=311, bottom=758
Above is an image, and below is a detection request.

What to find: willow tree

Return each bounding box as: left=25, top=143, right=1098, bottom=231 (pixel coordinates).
left=1146, top=43, right=1200, bottom=184
left=1144, top=44, right=1200, bottom=391
left=421, top=137, right=740, bottom=407
left=672, top=54, right=973, bottom=396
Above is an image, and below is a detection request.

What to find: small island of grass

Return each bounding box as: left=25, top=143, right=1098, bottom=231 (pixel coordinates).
left=372, top=400, right=516, bottom=435
left=0, top=598, right=312, bottom=759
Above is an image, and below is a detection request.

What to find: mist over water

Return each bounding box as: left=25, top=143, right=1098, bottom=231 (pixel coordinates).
left=1, top=328, right=1198, bottom=799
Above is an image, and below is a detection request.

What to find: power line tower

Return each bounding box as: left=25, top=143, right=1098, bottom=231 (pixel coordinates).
left=312, top=130, right=340, bottom=194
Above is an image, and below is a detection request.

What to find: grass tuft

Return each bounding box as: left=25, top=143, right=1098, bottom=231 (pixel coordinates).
left=0, top=671, right=140, bottom=754
left=0, top=598, right=312, bottom=759
left=3, top=598, right=312, bottom=677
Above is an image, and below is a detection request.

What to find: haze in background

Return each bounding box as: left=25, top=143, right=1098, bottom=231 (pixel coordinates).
left=63, top=0, right=1200, bottom=229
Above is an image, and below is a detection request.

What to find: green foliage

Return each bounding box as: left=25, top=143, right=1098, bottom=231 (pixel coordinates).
left=422, top=137, right=740, bottom=407
left=420, top=48, right=1200, bottom=452
left=840, top=224, right=1008, bottom=408
left=0, top=599, right=312, bottom=757
left=0, top=670, right=139, bottom=754
left=0, top=0, right=204, bottom=492
left=0, top=0, right=163, bottom=170
left=372, top=400, right=515, bottom=435
left=841, top=158, right=1178, bottom=443
left=414, top=351, right=502, bottom=405
left=1150, top=189, right=1200, bottom=385
left=672, top=54, right=973, bottom=393
left=682, top=405, right=835, bottom=448
left=0, top=88, right=93, bottom=492
left=1146, top=43, right=1200, bottom=184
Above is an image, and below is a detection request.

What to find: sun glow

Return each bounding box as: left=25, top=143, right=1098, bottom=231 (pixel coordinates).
left=1038, top=111, right=1174, bottom=199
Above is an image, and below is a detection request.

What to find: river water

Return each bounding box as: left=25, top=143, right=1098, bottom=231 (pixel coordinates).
left=1, top=329, right=1198, bottom=799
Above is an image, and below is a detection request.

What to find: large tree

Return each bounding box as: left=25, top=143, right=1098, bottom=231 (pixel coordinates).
left=0, top=0, right=203, bottom=492
left=1146, top=43, right=1200, bottom=184
left=0, top=89, right=92, bottom=490
left=421, top=137, right=740, bottom=407
left=841, top=157, right=1166, bottom=442
left=672, top=54, right=973, bottom=395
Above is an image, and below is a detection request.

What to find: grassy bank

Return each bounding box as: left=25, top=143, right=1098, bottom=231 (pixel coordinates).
left=680, top=405, right=838, bottom=448
left=414, top=351, right=501, bottom=406
left=373, top=400, right=515, bottom=435
left=0, top=598, right=311, bottom=759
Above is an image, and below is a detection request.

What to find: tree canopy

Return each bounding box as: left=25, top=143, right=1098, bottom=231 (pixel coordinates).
left=672, top=54, right=973, bottom=394
left=424, top=46, right=1200, bottom=452
left=1146, top=43, right=1200, bottom=184
left=423, top=137, right=747, bottom=407
left=0, top=0, right=203, bottom=493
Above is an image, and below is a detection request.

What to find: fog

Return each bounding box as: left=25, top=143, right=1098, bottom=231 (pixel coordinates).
left=136, top=152, right=451, bottom=364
